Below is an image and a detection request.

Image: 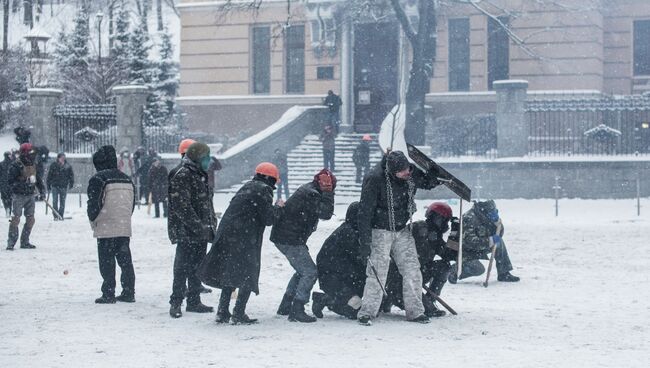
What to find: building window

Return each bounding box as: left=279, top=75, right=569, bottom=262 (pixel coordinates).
left=317, top=66, right=334, bottom=80
left=286, top=25, right=305, bottom=94
left=448, top=18, right=470, bottom=91
left=310, top=19, right=335, bottom=44
left=488, top=16, right=510, bottom=90
left=252, top=26, right=271, bottom=94
left=634, top=20, right=650, bottom=76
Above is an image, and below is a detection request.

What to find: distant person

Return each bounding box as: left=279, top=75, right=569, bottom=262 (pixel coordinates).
left=320, top=125, right=336, bottom=172
left=352, top=135, right=372, bottom=183
left=136, top=148, right=157, bottom=203
left=35, top=146, right=49, bottom=201
left=1, top=151, right=14, bottom=217
left=87, top=145, right=136, bottom=304
left=118, top=148, right=135, bottom=178
left=46, top=153, right=75, bottom=220
left=207, top=156, right=222, bottom=191
left=14, top=126, right=31, bottom=144
left=148, top=158, right=169, bottom=218
left=6, top=143, right=43, bottom=250
left=273, top=148, right=290, bottom=200
left=323, top=90, right=342, bottom=133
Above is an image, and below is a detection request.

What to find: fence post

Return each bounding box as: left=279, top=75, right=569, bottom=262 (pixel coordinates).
left=553, top=176, right=561, bottom=217
left=28, top=88, right=63, bottom=151
left=111, top=85, right=149, bottom=152
left=494, top=80, right=529, bottom=158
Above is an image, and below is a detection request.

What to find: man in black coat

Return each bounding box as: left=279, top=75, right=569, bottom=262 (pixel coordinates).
left=148, top=158, right=168, bottom=218
left=356, top=151, right=439, bottom=325
left=1, top=151, right=14, bottom=217
left=385, top=202, right=457, bottom=318
left=198, top=162, right=282, bottom=325
left=271, top=169, right=335, bottom=323
left=323, top=90, right=342, bottom=132
left=313, top=202, right=366, bottom=319
left=167, top=142, right=218, bottom=318
left=352, top=135, right=371, bottom=183
left=273, top=148, right=289, bottom=200
left=46, top=153, right=75, bottom=220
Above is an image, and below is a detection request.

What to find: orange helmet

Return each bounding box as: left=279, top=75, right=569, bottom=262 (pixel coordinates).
left=255, top=162, right=280, bottom=181
left=362, top=134, right=372, bottom=141
left=178, top=139, right=196, bottom=155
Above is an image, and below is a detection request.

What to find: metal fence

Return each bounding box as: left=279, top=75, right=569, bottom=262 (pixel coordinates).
left=427, top=114, right=498, bottom=158
left=54, top=105, right=117, bottom=154
left=526, top=95, right=650, bottom=156
left=141, top=113, right=185, bottom=153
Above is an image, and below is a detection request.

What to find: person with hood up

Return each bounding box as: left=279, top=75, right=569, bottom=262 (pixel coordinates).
left=87, top=145, right=136, bottom=303
left=46, top=152, right=75, bottom=220
left=148, top=158, right=169, bottom=218
left=356, top=150, right=439, bottom=325
left=313, top=201, right=366, bottom=319
left=167, top=142, right=218, bottom=318
left=271, top=169, right=336, bottom=323
left=198, top=163, right=283, bottom=325
left=6, top=143, right=44, bottom=250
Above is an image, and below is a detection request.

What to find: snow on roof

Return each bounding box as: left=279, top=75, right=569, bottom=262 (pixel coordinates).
left=24, top=26, right=52, bottom=40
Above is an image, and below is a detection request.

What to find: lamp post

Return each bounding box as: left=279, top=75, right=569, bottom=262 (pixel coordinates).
left=96, top=12, right=105, bottom=102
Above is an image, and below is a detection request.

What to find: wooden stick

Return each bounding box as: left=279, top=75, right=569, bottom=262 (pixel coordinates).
left=457, top=199, right=464, bottom=279
left=423, top=285, right=457, bottom=315
left=483, top=245, right=497, bottom=288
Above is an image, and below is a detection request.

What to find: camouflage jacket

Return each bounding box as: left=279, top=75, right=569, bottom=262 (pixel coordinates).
left=462, top=207, right=504, bottom=257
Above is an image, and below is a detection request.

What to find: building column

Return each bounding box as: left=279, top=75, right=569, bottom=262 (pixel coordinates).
left=28, top=88, right=63, bottom=151
left=494, top=80, right=529, bottom=157
left=339, top=18, right=353, bottom=133
left=111, top=85, right=149, bottom=152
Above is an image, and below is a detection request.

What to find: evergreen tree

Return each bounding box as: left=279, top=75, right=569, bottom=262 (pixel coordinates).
left=150, top=28, right=178, bottom=123
left=110, top=0, right=131, bottom=85
left=127, top=14, right=152, bottom=85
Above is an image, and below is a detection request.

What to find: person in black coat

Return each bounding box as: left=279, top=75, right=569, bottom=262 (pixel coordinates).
left=312, top=202, right=366, bottom=319
left=1, top=151, right=14, bottom=217
left=271, top=169, right=335, bottom=323
left=167, top=142, right=218, bottom=318
left=46, top=153, right=75, bottom=220
left=384, top=202, right=458, bottom=318
left=197, top=162, right=282, bottom=325
left=273, top=148, right=289, bottom=200
left=352, top=135, right=371, bottom=183
left=148, top=158, right=168, bottom=218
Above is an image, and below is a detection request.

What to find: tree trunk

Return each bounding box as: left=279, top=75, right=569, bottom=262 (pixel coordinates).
left=142, top=0, right=149, bottom=32
left=23, top=0, right=33, bottom=28
left=3, top=0, right=9, bottom=53
left=156, top=0, right=162, bottom=31
left=108, top=0, right=114, bottom=51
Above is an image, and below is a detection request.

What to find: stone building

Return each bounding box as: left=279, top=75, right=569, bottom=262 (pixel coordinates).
left=177, top=0, right=650, bottom=134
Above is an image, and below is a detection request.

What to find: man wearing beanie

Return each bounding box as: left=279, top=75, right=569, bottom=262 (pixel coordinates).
left=87, top=145, right=136, bottom=303
left=356, top=150, right=439, bottom=325
left=271, top=168, right=335, bottom=323
left=6, top=143, right=44, bottom=250
left=168, top=142, right=218, bottom=318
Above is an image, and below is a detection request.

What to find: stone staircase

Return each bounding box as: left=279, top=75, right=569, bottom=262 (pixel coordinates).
left=217, top=133, right=383, bottom=203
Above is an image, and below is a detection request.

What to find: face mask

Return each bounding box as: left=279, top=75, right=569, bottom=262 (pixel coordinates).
left=487, top=210, right=499, bottom=222
left=200, top=156, right=211, bottom=171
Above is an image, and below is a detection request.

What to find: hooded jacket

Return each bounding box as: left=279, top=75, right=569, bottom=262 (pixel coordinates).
left=87, top=146, right=135, bottom=239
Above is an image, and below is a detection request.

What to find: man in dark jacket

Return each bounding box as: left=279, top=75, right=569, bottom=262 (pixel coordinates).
left=148, top=158, right=168, bottom=218
left=271, top=169, right=336, bottom=323
left=273, top=148, right=290, bottom=200
left=206, top=156, right=222, bottom=191
left=352, top=135, right=372, bottom=183
left=313, top=202, right=366, bottom=319
left=46, top=153, right=75, bottom=220
left=135, top=147, right=156, bottom=203
left=87, top=145, right=136, bottom=304
left=323, top=90, right=342, bottom=132
left=6, top=143, right=44, bottom=250
left=385, top=202, right=457, bottom=318
left=1, top=151, right=14, bottom=217
left=320, top=125, right=336, bottom=172
left=167, top=142, right=217, bottom=318
left=198, top=162, right=282, bottom=325
left=449, top=200, right=520, bottom=283
left=356, top=151, right=439, bottom=325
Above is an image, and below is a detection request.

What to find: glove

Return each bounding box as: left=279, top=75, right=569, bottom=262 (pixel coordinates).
left=491, top=234, right=502, bottom=247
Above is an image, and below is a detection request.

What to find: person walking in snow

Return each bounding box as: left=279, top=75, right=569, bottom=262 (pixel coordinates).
left=46, top=153, right=75, bottom=220
left=1, top=151, right=15, bottom=217
left=448, top=200, right=520, bottom=284
left=6, top=143, right=44, bottom=250
left=271, top=169, right=336, bottom=323
left=148, top=158, right=168, bottom=218
left=320, top=125, right=336, bottom=172
left=353, top=135, right=372, bottom=183
left=167, top=142, right=218, bottom=318
left=312, top=201, right=366, bottom=320
left=273, top=148, right=290, bottom=200
left=356, top=151, right=439, bottom=325
left=198, top=163, right=283, bottom=325
left=384, top=202, right=458, bottom=318
left=87, top=145, right=136, bottom=304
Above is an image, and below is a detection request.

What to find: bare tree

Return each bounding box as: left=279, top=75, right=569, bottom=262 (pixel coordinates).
left=3, top=0, right=9, bottom=53
left=156, top=0, right=162, bottom=31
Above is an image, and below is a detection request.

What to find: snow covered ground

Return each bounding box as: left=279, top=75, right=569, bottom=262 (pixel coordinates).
left=1, top=195, right=649, bottom=367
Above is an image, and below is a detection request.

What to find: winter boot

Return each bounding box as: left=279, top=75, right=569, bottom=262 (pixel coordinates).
left=358, top=315, right=372, bottom=326
left=95, top=295, right=116, bottom=304
left=311, top=292, right=330, bottom=319
left=288, top=300, right=317, bottom=323
left=408, top=314, right=431, bottom=324
left=423, top=294, right=446, bottom=318
left=497, top=272, right=520, bottom=282
left=380, top=299, right=392, bottom=313
left=186, top=302, right=214, bottom=313
left=231, top=314, right=258, bottom=325
left=276, top=293, right=294, bottom=316
left=216, top=289, right=232, bottom=324
left=230, top=289, right=257, bottom=325
left=448, top=270, right=458, bottom=284
left=169, top=305, right=182, bottom=318
left=116, top=293, right=135, bottom=303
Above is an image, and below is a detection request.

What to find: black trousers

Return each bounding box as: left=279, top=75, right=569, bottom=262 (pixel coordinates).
left=459, top=241, right=514, bottom=279
left=218, top=287, right=252, bottom=316
left=323, top=149, right=335, bottom=171
left=153, top=200, right=168, bottom=218
left=169, top=240, right=207, bottom=307
left=355, top=163, right=370, bottom=183
left=319, top=272, right=364, bottom=318
left=97, top=237, right=135, bottom=298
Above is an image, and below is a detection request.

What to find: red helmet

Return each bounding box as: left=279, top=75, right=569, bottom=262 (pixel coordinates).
left=19, top=143, right=34, bottom=155
left=426, top=202, right=453, bottom=219
left=255, top=162, right=280, bottom=182
left=178, top=139, right=196, bottom=155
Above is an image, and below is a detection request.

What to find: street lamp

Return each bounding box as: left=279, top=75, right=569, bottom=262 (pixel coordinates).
left=96, top=12, right=104, bottom=68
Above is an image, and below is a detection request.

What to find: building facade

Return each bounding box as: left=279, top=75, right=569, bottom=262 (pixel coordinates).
left=178, top=0, right=650, bottom=134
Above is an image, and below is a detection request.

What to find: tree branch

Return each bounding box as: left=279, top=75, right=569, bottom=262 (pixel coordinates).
left=388, top=0, right=417, bottom=45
